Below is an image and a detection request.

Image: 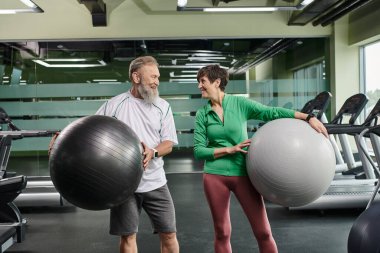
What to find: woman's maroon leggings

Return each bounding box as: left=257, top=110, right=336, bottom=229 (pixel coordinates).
left=203, top=173, right=278, bottom=253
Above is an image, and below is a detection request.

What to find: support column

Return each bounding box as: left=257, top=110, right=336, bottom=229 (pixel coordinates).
left=330, top=16, right=360, bottom=116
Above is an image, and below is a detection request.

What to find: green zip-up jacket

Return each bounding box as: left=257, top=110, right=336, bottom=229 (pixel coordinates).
left=194, top=94, right=295, bottom=176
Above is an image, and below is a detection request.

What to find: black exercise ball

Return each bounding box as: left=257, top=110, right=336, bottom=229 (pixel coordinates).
left=348, top=202, right=380, bottom=253
left=49, top=115, right=143, bottom=211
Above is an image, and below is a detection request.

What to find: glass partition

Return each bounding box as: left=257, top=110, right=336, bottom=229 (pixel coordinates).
left=0, top=37, right=330, bottom=176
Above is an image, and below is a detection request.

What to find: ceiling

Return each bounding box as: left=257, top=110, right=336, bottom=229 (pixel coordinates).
left=0, top=0, right=374, bottom=84
left=1, top=38, right=319, bottom=84
left=77, top=0, right=375, bottom=27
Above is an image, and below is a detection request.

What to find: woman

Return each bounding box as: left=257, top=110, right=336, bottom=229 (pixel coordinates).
left=193, top=65, right=327, bottom=253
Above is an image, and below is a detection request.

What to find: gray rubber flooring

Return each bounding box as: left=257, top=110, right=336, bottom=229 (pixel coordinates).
left=6, top=173, right=362, bottom=253
left=5, top=150, right=362, bottom=253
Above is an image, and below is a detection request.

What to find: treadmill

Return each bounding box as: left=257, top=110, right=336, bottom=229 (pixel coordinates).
left=300, top=91, right=332, bottom=120
left=0, top=136, right=28, bottom=252
left=324, top=94, right=369, bottom=176
left=290, top=97, right=380, bottom=210
left=0, top=175, right=27, bottom=252
left=0, top=108, right=66, bottom=207
left=358, top=124, right=380, bottom=209
left=300, top=92, right=365, bottom=174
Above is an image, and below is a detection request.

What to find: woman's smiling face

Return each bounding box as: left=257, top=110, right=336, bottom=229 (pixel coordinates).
left=198, top=75, right=220, bottom=99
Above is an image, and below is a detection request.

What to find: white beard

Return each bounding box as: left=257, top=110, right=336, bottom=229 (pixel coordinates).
left=137, top=84, right=159, bottom=104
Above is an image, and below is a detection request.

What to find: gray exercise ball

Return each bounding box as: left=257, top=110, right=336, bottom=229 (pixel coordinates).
left=246, top=118, right=335, bottom=207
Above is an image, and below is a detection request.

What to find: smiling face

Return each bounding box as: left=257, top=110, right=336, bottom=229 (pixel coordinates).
left=198, top=75, right=220, bottom=99
left=132, top=63, right=160, bottom=103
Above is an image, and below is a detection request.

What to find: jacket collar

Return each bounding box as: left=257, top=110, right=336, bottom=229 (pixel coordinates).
left=205, top=93, right=229, bottom=114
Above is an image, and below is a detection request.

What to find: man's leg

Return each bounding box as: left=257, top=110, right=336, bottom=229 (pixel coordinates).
left=110, top=194, right=142, bottom=253
left=142, top=184, right=179, bottom=253
left=120, top=233, right=138, bottom=253
left=159, top=232, right=179, bottom=253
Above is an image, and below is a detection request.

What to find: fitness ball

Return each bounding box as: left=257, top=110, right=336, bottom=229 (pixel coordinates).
left=49, top=115, right=143, bottom=210
left=348, top=202, right=380, bottom=253
left=246, top=118, right=335, bottom=207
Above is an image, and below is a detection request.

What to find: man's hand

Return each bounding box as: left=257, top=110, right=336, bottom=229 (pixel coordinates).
left=141, top=141, right=154, bottom=170
left=48, top=132, right=60, bottom=156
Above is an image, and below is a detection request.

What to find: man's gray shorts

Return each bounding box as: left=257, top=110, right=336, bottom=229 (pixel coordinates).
left=109, top=184, right=177, bottom=235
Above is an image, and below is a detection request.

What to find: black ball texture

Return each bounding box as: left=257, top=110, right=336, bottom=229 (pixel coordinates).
left=49, top=115, right=143, bottom=210
left=348, top=202, right=380, bottom=253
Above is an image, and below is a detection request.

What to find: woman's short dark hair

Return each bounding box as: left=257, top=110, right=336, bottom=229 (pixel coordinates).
left=197, top=65, right=229, bottom=91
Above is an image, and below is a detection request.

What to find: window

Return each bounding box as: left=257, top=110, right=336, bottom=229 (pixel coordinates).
left=362, top=41, right=380, bottom=116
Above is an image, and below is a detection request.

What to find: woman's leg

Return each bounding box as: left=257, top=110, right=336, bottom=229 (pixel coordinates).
left=203, top=174, right=232, bottom=253
left=232, top=176, right=278, bottom=253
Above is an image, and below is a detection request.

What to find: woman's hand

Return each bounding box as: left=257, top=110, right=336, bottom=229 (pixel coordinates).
left=213, top=139, right=252, bottom=158
left=228, top=139, right=252, bottom=154
left=308, top=117, right=329, bottom=138
left=295, top=112, right=329, bottom=138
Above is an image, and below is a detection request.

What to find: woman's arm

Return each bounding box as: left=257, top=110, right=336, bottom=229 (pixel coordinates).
left=193, top=110, right=215, bottom=160
left=242, top=97, right=328, bottom=138
left=294, top=111, right=328, bottom=138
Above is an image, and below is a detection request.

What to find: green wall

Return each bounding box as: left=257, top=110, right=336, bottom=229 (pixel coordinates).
left=0, top=0, right=331, bottom=40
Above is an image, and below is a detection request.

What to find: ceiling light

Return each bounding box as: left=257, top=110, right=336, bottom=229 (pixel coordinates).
left=160, top=65, right=207, bottom=69
left=93, top=79, right=118, bottom=82
left=177, top=0, right=315, bottom=12
left=19, top=0, right=36, bottom=8
left=169, top=72, right=197, bottom=78
left=44, top=58, right=91, bottom=62
left=169, top=78, right=198, bottom=83
left=178, top=6, right=297, bottom=12
left=203, top=7, right=280, bottom=12
left=0, top=10, right=16, bottom=14
left=0, top=0, right=43, bottom=14
left=159, top=53, right=189, bottom=57
left=33, top=59, right=106, bottom=68
left=177, top=0, right=187, bottom=8
left=161, top=64, right=228, bottom=69
left=159, top=51, right=223, bottom=57
left=181, top=70, right=199, bottom=73
left=188, top=56, right=226, bottom=61
left=299, top=0, right=315, bottom=6
left=185, top=62, right=221, bottom=66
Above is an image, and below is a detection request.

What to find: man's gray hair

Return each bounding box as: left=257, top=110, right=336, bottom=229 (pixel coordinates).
left=129, top=56, right=159, bottom=80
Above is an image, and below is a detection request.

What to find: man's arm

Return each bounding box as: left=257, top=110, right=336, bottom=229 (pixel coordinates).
left=141, top=140, right=174, bottom=169
left=154, top=140, right=174, bottom=157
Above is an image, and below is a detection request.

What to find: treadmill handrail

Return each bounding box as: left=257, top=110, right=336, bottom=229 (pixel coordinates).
left=300, top=91, right=332, bottom=120
left=325, top=98, right=380, bottom=135
left=357, top=126, right=380, bottom=208
left=330, top=93, right=368, bottom=125
left=0, top=130, right=58, bottom=138
left=362, top=98, right=380, bottom=126
left=326, top=124, right=369, bottom=135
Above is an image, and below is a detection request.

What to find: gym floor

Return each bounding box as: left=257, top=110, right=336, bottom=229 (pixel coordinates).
left=7, top=150, right=361, bottom=253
